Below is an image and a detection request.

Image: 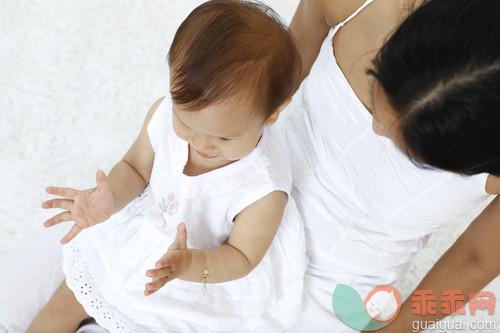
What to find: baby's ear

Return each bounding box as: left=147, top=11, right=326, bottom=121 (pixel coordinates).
left=265, top=96, right=292, bottom=125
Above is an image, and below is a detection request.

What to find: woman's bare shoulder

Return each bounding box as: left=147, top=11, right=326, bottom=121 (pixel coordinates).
left=486, top=175, right=500, bottom=195
left=318, top=0, right=367, bottom=27
left=321, top=0, right=428, bottom=27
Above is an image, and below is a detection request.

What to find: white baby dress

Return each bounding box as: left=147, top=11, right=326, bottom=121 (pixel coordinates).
left=62, top=97, right=307, bottom=333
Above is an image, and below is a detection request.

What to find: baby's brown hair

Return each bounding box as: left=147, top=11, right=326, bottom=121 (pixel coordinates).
left=168, top=0, right=301, bottom=119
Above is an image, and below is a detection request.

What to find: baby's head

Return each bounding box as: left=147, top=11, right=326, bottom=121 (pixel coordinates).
left=167, top=0, right=300, bottom=167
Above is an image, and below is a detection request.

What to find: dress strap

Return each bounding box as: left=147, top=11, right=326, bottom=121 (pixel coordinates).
left=338, top=0, right=375, bottom=28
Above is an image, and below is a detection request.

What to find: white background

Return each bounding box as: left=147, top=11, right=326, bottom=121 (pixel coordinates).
left=0, top=0, right=498, bottom=329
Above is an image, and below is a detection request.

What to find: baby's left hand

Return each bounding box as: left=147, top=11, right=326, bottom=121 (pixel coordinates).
left=144, top=222, right=191, bottom=296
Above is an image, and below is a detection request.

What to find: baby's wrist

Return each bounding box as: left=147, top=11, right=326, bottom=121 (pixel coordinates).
left=110, top=189, right=119, bottom=214
left=178, top=248, right=194, bottom=280
left=178, top=249, right=209, bottom=286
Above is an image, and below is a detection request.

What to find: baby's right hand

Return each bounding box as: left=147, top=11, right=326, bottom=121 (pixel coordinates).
left=42, top=170, right=115, bottom=244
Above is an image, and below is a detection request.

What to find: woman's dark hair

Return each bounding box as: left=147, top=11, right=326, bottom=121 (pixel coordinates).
left=368, top=0, right=500, bottom=175
left=168, top=0, right=301, bottom=119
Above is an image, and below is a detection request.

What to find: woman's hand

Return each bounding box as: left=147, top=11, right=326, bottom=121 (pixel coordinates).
left=42, top=170, right=115, bottom=244
left=144, top=222, right=192, bottom=296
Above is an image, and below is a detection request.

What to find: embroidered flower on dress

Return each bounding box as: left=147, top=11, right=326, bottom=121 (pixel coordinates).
left=158, top=193, right=178, bottom=227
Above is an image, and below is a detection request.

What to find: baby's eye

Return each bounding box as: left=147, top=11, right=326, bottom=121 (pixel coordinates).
left=219, top=137, right=232, bottom=142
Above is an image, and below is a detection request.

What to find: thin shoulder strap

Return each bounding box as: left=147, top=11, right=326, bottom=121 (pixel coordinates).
left=338, top=0, right=375, bottom=28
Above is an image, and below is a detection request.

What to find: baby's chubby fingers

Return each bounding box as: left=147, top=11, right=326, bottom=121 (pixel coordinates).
left=41, top=198, right=73, bottom=211
left=95, top=170, right=110, bottom=192
left=155, top=259, right=168, bottom=269
left=45, top=186, right=80, bottom=199
left=144, top=275, right=177, bottom=296
left=43, top=211, right=73, bottom=227
left=154, top=253, right=175, bottom=269
left=145, top=277, right=167, bottom=290
left=60, top=224, right=83, bottom=244
left=146, top=267, right=173, bottom=279
left=144, top=279, right=165, bottom=296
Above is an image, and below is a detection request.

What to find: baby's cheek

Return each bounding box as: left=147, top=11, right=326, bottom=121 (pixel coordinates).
left=172, top=124, right=189, bottom=143
left=222, top=144, right=255, bottom=161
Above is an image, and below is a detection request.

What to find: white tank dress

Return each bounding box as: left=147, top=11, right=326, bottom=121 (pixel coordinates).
left=62, top=96, right=307, bottom=332
left=280, top=0, right=491, bottom=331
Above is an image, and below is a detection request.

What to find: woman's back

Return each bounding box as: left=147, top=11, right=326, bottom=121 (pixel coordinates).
left=282, top=15, right=489, bottom=292
left=292, top=0, right=427, bottom=108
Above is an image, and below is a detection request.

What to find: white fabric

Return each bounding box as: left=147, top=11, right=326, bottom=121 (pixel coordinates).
left=281, top=2, right=491, bottom=331
left=0, top=223, right=71, bottom=333
left=62, top=97, right=307, bottom=333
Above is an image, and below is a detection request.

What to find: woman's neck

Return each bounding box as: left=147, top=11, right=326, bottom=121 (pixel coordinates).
left=330, top=0, right=426, bottom=111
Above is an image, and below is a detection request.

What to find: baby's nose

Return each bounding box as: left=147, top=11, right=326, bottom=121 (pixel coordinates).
left=190, top=134, right=215, bottom=152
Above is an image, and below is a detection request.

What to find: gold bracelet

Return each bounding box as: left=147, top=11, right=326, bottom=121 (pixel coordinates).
left=200, top=250, right=209, bottom=292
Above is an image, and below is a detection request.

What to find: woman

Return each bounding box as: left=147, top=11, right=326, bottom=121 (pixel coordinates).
left=284, top=0, right=500, bottom=331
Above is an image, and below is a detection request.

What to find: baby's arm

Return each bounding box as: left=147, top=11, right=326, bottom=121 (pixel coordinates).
left=104, top=97, right=164, bottom=212
left=43, top=97, right=164, bottom=243
left=144, top=190, right=287, bottom=295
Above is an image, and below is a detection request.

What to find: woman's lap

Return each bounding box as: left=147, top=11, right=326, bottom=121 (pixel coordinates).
left=287, top=274, right=358, bottom=332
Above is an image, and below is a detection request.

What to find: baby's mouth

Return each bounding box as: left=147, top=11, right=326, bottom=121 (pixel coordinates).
left=195, top=149, right=217, bottom=159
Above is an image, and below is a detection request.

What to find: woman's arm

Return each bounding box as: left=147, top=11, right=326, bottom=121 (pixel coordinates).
left=144, top=190, right=287, bottom=294
left=289, top=0, right=330, bottom=84
left=289, top=0, right=376, bottom=88
left=374, top=187, right=500, bottom=332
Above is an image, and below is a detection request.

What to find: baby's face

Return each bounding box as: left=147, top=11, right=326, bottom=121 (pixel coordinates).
left=172, top=98, right=269, bottom=171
